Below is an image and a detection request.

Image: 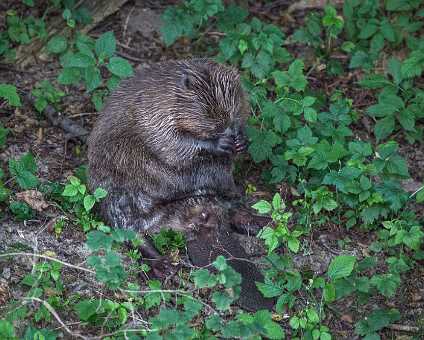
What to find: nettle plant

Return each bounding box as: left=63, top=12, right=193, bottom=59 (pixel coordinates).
left=47, top=30, right=134, bottom=110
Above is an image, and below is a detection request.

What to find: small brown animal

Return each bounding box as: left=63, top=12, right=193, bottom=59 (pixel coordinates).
left=88, top=59, right=273, bottom=311
left=88, top=59, right=248, bottom=231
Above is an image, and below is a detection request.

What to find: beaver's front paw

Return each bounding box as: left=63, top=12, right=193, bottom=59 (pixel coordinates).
left=214, top=134, right=235, bottom=156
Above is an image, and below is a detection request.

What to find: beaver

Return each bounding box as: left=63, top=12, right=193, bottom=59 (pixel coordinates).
left=87, top=59, right=273, bottom=311
left=88, top=58, right=248, bottom=231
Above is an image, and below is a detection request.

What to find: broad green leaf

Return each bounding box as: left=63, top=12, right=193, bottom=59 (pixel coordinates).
left=327, top=255, right=356, bottom=280
left=46, top=35, right=67, bottom=54
left=95, top=31, right=116, bottom=59
left=0, top=84, right=21, bottom=107
left=374, top=116, right=395, bottom=141
left=62, top=52, right=95, bottom=68
left=83, top=194, right=96, bottom=212
left=256, top=281, right=283, bottom=297
left=193, top=269, right=217, bottom=288
left=94, top=187, right=107, bottom=200
left=107, top=57, right=134, bottom=78
left=252, top=200, right=272, bottom=214
left=58, top=67, right=81, bottom=85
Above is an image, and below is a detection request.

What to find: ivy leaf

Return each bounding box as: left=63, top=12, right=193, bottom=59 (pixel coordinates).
left=107, top=57, right=134, bottom=78
left=327, top=255, right=356, bottom=280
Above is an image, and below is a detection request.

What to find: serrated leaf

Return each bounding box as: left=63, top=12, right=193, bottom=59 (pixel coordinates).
left=193, top=269, right=217, bottom=288
left=107, top=57, right=133, bottom=78
left=256, top=281, right=283, bottom=297
left=83, top=66, right=101, bottom=92
left=83, top=194, right=96, bottom=212
left=327, top=255, right=356, bottom=280
left=94, top=187, right=107, bottom=200
left=62, top=52, right=95, bottom=68
left=0, top=84, right=21, bottom=107
left=252, top=200, right=272, bottom=214
left=212, top=291, right=233, bottom=311
left=95, top=31, right=116, bottom=59
left=47, top=35, right=67, bottom=54
left=58, top=67, right=81, bottom=85
left=374, top=116, right=395, bottom=141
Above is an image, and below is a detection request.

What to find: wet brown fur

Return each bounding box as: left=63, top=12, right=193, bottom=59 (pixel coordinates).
left=88, top=59, right=249, bottom=231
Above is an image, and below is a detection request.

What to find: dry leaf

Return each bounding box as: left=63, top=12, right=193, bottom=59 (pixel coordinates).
left=16, top=190, right=49, bottom=212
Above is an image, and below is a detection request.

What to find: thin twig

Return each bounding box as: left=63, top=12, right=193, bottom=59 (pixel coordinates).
left=67, top=112, right=98, bottom=119
left=23, top=297, right=89, bottom=340
left=0, top=252, right=95, bottom=274
left=386, top=324, right=420, bottom=333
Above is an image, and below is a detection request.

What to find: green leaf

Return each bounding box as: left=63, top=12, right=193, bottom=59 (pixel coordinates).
left=62, top=184, right=78, bottom=197
left=359, top=75, right=392, bottom=89
left=58, top=67, right=81, bottom=85
left=193, top=269, right=217, bottom=288
left=8, top=153, right=39, bottom=189
left=62, top=52, right=95, bottom=68
left=83, top=194, right=96, bottom=212
left=252, top=200, right=272, bottom=214
left=0, top=124, right=9, bottom=147
left=323, top=283, right=336, bottom=302
left=416, top=188, right=424, bottom=203
left=247, top=128, right=281, bottom=163
left=95, top=31, right=116, bottom=59
left=380, top=19, right=395, bottom=42
left=0, top=84, right=21, bottom=107
left=213, top=256, right=228, bottom=271
left=46, top=35, right=67, bottom=54
left=272, top=193, right=282, bottom=211
left=398, top=108, right=415, bottom=131
left=258, top=226, right=279, bottom=253
left=83, top=66, right=101, bottom=92
left=287, top=237, right=300, bottom=253
left=355, top=308, right=400, bottom=336
left=358, top=20, right=379, bottom=39
left=327, top=255, right=356, bottom=280
left=371, top=273, right=400, bottom=297
left=10, top=201, right=34, bottom=221
left=86, top=230, right=113, bottom=251
left=256, top=281, right=283, bottom=297
left=94, top=187, right=107, bottom=200
left=374, top=116, right=395, bottom=141
left=107, top=57, right=134, bottom=78
left=212, top=291, right=233, bottom=311
left=74, top=299, right=100, bottom=321
left=0, top=320, right=15, bottom=338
